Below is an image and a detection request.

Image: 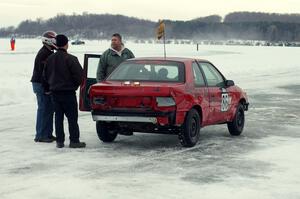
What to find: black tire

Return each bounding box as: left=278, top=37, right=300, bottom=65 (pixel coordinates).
left=227, top=103, right=245, bottom=136
left=96, top=121, right=118, bottom=142
left=179, top=108, right=201, bottom=147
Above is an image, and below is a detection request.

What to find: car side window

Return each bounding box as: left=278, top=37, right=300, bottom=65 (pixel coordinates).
left=200, top=62, right=225, bottom=87
left=192, top=62, right=206, bottom=87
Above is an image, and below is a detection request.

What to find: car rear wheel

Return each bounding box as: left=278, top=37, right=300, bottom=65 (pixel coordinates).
left=179, top=108, right=201, bottom=147
left=227, top=103, right=245, bottom=136
left=96, top=121, right=118, bottom=142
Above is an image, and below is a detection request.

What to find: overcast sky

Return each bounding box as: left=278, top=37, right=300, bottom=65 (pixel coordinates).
left=1, top=0, right=300, bottom=27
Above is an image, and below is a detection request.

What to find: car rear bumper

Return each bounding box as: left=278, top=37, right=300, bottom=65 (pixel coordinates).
left=92, top=115, right=158, bottom=124
left=91, top=110, right=176, bottom=125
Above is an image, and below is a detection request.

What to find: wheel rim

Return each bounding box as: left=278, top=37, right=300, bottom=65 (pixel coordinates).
left=236, top=108, right=245, bottom=127
left=190, top=117, right=198, bottom=137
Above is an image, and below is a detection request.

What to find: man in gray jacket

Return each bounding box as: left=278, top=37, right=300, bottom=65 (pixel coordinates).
left=96, top=33, right=135, bottom=82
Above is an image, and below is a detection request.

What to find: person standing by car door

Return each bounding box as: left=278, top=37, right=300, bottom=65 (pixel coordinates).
left=44, top=34, right=85, bottom=148
left=31, top=31, right=57, bottom=143
left=96, top=33, right=135, bottom=82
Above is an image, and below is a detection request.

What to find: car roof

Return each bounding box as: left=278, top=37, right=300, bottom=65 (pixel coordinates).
left=128, top=57, right=210, bottom=63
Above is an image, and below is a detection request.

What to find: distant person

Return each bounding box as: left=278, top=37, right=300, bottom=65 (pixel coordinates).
left=44, top=34, right=85, bottom=148
left=96, top=33, right=135, bottom=82
left=31, top=31, right=57, bottom=143
left=10, top=35, right=16, bottom=51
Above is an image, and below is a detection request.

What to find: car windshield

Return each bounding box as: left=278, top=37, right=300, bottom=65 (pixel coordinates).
left=107, top=60, right=185, bottom=82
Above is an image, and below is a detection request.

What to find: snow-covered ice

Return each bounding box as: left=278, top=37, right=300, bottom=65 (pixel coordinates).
left=0, top=39, right=300, bottom=199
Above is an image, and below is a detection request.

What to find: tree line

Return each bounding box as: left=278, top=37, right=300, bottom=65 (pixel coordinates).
left=1, top=12, right=300, bottom=41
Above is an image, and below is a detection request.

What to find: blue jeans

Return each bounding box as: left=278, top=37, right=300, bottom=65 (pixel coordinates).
left=32, top=82, right=54, bottom=139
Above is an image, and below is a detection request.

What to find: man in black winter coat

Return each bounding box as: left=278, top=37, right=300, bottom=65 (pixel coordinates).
left=44, top=34, right=85, bottom=148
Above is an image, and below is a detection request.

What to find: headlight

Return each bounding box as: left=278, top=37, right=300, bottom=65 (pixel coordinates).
left=156, top=97, right=175, bottom=107
left=93, top=97, right=106, bottom=105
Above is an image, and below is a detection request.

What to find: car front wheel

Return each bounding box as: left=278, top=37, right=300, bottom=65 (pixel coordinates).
left=96, top=121, right=118, bottom=142
left=179, top=108, right=201, bottom=147
left=227, top=103, right=245, bottom=136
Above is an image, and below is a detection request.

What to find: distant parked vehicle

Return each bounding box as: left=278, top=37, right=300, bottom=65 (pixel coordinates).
left=71, top=39, right=85, bottom=45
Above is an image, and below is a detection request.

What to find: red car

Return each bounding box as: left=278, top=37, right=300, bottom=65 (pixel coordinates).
left=80, top=55, right=249, bottom=147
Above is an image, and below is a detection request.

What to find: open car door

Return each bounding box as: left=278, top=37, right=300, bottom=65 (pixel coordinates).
left=79, top=54, right=101, bottom=111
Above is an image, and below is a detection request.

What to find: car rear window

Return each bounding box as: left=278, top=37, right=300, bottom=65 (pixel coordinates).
left=107, top=60, right=185, bottom=82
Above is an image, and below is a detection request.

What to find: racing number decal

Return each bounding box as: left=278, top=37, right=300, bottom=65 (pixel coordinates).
left=221, top=88, right=230, bottom=112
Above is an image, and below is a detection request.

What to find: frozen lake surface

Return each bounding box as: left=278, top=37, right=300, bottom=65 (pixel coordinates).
left=0, top=39, right=300, bottom=199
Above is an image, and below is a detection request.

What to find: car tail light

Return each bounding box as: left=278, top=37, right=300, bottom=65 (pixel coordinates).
left=156, top=97, right=175, bottom=107
left=93, top=96, right=106, bottom=105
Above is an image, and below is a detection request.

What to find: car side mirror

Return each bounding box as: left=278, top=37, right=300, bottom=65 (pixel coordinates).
left=225, top=80, right=235, bottom=87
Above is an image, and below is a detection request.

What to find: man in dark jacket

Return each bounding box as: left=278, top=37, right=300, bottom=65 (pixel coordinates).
left=96, top=33, right=135, bottom=82
left=31, top=31, right=57, bottom=143
left=44, top=34, right=85, bottom=148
